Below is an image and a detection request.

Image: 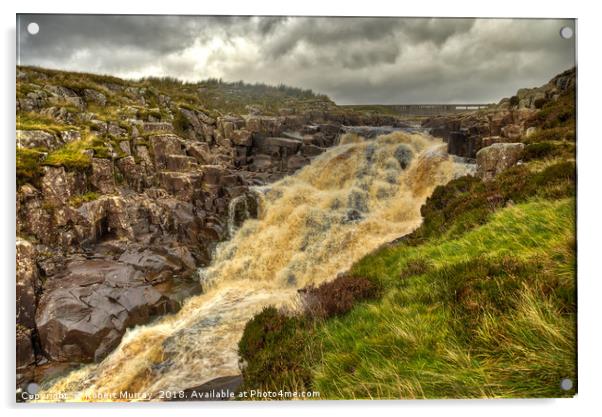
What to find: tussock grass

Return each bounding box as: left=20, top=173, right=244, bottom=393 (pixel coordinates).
left=17, top=112, right=76, bottom=133
left=312, top=199, right=576, bottom=399
left=69, top=191, right=100, bottom=207
left=44, top=139, right=93, bottom=170
left=16, top=148, right=45, bottom=186
left=240, top=199, right=576, bottom=399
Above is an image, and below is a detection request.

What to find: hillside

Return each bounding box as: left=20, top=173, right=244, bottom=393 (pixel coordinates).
left=237, top=69, right=577, bottom=399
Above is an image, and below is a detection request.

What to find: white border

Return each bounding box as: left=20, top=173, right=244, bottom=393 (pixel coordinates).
left=2, top=1, right=601, bottom=416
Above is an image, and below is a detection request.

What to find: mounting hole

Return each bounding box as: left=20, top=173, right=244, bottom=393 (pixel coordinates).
left=26, top=382, right=39, bottom=394
left=560, top=26, right=573, bottom=40
left=27, top=22, right=40, bottom=35
left=560, top=378, right=573, bottom=391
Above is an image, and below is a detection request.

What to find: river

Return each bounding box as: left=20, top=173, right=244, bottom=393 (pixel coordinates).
left=39, top=130, right=468, bottom=402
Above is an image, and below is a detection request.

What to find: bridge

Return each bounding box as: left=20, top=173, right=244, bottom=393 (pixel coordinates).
left=342, top=103, right=493, bottom=116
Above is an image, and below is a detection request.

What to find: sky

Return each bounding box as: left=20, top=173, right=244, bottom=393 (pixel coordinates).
left=16, top=15, right=576, bottom=105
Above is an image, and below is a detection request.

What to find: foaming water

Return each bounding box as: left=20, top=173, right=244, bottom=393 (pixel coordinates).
left=39, top=132, right=467, bottom=401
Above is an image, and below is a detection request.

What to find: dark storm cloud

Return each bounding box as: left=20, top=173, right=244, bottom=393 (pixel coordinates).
left=16, top=15, right=575, bottom=104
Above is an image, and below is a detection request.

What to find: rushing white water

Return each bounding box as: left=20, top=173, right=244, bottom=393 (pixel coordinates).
left=39, top=131, right=467, bottom=402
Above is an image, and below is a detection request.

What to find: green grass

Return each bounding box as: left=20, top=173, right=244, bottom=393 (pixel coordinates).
left=237, top=127, right=577, bottom=399
left=68, top=191, right=100, bottom=207
left=312, top=198, right=576, bottom=399
left=403, top=160, right=575, bottom=245
left=16, top=148, right=45, bottom=186
left=44, top=139, right=93, bottom=170
left=239, top=198, right=576, bottom=399
left=16, top=112, right=76, bottom=134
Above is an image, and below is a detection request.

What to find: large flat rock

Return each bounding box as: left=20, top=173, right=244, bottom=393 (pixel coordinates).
left=35, top=259, right=177, bottom=362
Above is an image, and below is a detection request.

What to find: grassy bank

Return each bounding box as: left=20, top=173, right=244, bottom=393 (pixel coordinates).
left=239, top=197, right=576, bottom=399
left=238, top=73, right=577, bottom=399
left=238, top=156, right=576, bottom=399
left=313, top=198, right=575, bottom=398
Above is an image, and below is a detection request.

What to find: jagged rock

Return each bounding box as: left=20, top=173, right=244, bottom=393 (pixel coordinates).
left=143, top=122, right=174, bottom=133
left=17, top=327, right=35, bottom=369
left=46, top=85, right=86, bottom=110
left=525, top=127, right=537, bottom=138
left=447, top=131, right=481, bottom=158
left=150, top=134, right=184, bottom=169
left=476, top=143, right=525, bottom=181
left=281, top=130, right=304, bottom=140
left=125, top=87, right=146, bottom=105
left=60, top=130, right=81, bottom=144
left=116, top=156, right=144, bottom=190
left=36, top=246, right=66, bottom=278
left=16, top=238, right=38, bottom=329
left=501, top=124, right=523, bottom=140
left=179, top=108, right=215, bottom=141
left=90, top=158, right=116, bottom=194
left=186, top=142, right=212, bottom=164
left=301, top=143, right=325, bottom=157
left=118, top=244, right=195, bottom=283
left=40, top=106, right=77, bottom=124
left=250, top=154, right=273, bottom=172
left=83, top=89, right=107, bottom=106
left=200, top=165, right=229, bottom=186
left=118, top=140, right=131, bottom=155
left=35, top=259, right=176, bottom=362
left=202, top=124, right=216, bottom=144
left=481, top=136, right=505, bottom=147
left=166, top=155, right=198, bottom=171
left=253, top=136, right=302, bottom=158
left=41, top=166, right=76, bottom=205
left=135, top=145, right=153, bottom=166
left=90, top=119, right=108, bottom=134
left=107, top=122, right=127, bottom=137
left=287, top=154, right=310, bottom=171
left=245, top=116, right=283, bottom=136
left=16, top=130, right=56, bottom=149
left=17, top=185, right=54, bottom=245
left=158, top=172, right=203, bottom=201
left=230, top=129, right=252, bottom=146
left=77, top=195, right=135, bottom=241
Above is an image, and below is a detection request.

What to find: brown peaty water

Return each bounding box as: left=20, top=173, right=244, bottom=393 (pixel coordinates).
left=38, top=131, right=467, bottom=402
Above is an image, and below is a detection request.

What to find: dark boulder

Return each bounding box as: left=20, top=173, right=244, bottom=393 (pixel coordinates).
left=35, top=259, right=177, bottom=362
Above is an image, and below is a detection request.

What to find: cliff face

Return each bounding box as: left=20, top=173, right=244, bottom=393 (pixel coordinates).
left=422, top=68, right=576, bottom=158
left=15, top=67, right=406, bottom=387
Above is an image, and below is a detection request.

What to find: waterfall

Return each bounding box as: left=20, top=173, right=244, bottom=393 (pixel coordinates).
left=227, top=190, right=260, bottom=239
left=38, top=131, right=468, bottom=401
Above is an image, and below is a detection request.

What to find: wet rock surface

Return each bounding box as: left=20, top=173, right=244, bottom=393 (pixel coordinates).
left=35, top=245, right=200, bottom=363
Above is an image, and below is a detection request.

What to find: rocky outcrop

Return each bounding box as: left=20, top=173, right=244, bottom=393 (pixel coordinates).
left=423, top=67, right=575, bottom=158
left=476, top=143, right=525, bottom=181
left=16, top=239, right=39, bottom=330
left=35, top=257, right=192, bottom=362
left=17, top=130, right=56, bottom=149
left=498, top=67, right=576, bottom=110
left=16, top=239, right=39, bottom=378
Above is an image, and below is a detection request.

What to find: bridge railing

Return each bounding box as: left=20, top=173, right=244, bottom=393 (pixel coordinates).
left=343, top=104, right=493, bottom=116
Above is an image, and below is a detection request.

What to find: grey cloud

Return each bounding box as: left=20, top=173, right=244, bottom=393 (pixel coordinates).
left=16, top=15, right=575, bottom=104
